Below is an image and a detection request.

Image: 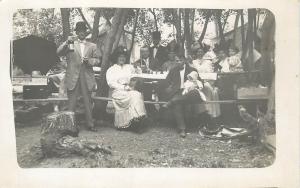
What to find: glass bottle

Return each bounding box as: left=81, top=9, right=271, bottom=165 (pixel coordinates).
left=68, top=39, right=74, bottom=52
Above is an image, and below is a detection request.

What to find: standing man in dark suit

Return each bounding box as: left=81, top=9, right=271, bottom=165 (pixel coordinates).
left=158, top=57, right=209, bottom=138
left=149, top=31, right=168, bottom=71
left=57, top=21, right=101, bottom=132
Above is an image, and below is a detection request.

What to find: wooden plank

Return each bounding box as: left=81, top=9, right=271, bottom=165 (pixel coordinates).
left=13, top=98, right=68, bottom=103
left=217, top=70, right=261, bottom=76
left=92, top=96, right=267, bottom=104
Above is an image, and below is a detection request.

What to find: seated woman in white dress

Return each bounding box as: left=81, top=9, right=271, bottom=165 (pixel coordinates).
left=106, top=46, right=147, bottom=131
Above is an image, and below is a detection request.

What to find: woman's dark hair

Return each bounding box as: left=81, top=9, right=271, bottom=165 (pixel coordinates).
left=167, top=40, right=179, bottom=54
left=110, top=46, right=129, bottom=65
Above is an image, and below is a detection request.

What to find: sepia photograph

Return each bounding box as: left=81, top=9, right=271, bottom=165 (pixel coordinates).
left=11, top=7, right=276, bottom=168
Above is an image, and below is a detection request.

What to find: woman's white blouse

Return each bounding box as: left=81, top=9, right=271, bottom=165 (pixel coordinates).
left=106, top=64, right=135, bottom=90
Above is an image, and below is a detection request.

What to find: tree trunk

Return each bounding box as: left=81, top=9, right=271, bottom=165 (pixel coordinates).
left=96, top=9, right=128, bottom=104
left=173, top=9, right=181, bottom=44
left=173, top=9, right=183, bottom=56
left=222, top=10, right=230, bottom=32
left=216, top=10, right=225, bottom=46
left=60, top=8, right=71, bottom=41
left=232, top=11, right=240, bottom=46
left=129, top=9, right=140, bottom=55
left=190, top=9, right=195, bottom=41
left=256, top=10, right=260, bottom=32
left=112, top=9, right=129, bottom=51
left=91, top=9, right=101, bottom=43
left=184, top=9, right=192, bottom=56
left=240, top=10, right=246, bottom=58
left=260, top=10, right=275, bottom=89
left=94, top=9, right=129, bottom=118
left=253, top=9, right=257, bottom=36
left=243, top=9, right=256, bottom=71
left=150, top=9, right=158, bottom=32
left=199, top=10, right=211, bottom=44
left=261, top=10, right=275, bottom=114
left=179, top=9, right=185, bottom=56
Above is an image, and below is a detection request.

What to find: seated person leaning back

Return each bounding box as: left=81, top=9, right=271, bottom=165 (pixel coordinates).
left=157, top=57, right=207, bottom=138
left=106, top=46, right=147, bottom=131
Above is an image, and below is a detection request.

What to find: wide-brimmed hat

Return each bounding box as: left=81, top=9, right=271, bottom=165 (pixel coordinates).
left=74, top=21, right=88, bottom=32
left=114, top=46, right=128, bottom=57
left=111, top=46, right=129, bottom=64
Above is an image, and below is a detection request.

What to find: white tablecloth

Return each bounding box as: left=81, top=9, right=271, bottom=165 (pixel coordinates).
left=132, top=73, right=168, bottom=80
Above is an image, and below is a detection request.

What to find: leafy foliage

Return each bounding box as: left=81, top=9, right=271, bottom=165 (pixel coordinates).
left=13, top=8, right=266, bottom=49
left=13, top=9, right=64, bottom=44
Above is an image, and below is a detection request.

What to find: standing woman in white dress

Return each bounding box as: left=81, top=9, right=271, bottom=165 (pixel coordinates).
left=106, top=46, right=147, bottom=131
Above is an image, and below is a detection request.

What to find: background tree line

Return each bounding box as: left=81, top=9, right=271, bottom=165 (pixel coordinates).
left=13, top=8, right=275, bottom=114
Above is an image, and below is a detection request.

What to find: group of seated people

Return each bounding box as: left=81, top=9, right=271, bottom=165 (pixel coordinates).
left=105, top=31, right=244, bottom=138
left=50, top=22, right=245, bottom=137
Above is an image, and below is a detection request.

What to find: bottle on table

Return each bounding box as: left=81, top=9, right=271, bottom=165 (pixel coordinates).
left=151, top=89, right=156, bottom=101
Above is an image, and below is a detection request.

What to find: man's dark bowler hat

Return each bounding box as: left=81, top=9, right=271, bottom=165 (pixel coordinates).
left=74, top=21, right=88, bottom=31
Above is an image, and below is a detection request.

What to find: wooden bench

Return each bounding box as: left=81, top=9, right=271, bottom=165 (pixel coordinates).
left=13, top=96, right=268, bottom=105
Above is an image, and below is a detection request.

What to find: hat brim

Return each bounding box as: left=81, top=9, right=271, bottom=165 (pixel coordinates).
left=74, top=27, right=88, bottom=32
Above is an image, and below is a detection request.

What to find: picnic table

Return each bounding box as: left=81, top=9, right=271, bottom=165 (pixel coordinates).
left=12, top=70, right=268, bottom=115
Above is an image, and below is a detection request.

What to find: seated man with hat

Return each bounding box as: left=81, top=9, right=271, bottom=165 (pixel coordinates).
left=134, top=45, right=156, bottom=73
left=57, top=21, right=101, bottom=132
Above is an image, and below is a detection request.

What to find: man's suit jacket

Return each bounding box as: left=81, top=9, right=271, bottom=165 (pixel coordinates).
left=149, top=45, right=168, bottom=70
left=57, top=40, right=100, bottom=91
left=158, top=64, right=198, bottom=101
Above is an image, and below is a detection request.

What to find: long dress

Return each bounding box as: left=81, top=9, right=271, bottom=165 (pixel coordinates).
left=191, top=57, right=221, bottom=118
left=106, top=64, right=147, bottom=129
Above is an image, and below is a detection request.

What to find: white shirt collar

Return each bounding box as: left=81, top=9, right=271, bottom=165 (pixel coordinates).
left=150, top=43, right=161, bottom=48
left=78, top=39, right=86, bottom=44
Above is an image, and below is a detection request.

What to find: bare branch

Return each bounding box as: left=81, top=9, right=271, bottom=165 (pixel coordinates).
left=149, top=8, right=158, bottom=31
left=222, top=10, right=231, bottom=32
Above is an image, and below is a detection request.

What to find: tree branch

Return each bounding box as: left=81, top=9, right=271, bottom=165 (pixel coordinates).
left=198, top=10, right=212, bottom=43
left=222, top=10, right=230, bottom=32
left=91, top=9, right=101, bottom=42
left=112, top=9, right=129, bottom=51
left=149, top=8, right=158, bottom=31
left=130, top=9, right=140, bottom=54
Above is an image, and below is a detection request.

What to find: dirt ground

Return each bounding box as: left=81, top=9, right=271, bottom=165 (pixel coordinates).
left=15, top=112, right=275, bottom=168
